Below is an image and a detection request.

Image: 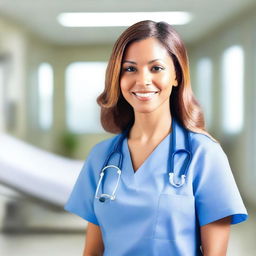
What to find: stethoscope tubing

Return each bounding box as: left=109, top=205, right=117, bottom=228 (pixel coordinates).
left=95, top=118, right=192, bottom=202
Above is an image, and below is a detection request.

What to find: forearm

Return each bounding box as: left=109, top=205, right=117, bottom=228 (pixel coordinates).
left=83, top=246, right=103, bottom=256
left=83, top=247, right=103, bottom=256
left=203, top=249, right=228, bottom=256
left=201, top=216, right=231, bottom=256
left=83, top=222, right=104, bottom=256
left=83, top=254, right=102, bottom=256
left=202, top=235, right=229, bottom=256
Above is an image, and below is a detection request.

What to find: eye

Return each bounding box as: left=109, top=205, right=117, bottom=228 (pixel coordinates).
left=152, top=66, right=164, bottom=72
left=123, top=66, right=136, bottom=72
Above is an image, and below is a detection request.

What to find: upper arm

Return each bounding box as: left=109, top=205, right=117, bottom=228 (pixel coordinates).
left=83, top=222, right=104, bottom=256
left=200, top=216, right=231, bottom=256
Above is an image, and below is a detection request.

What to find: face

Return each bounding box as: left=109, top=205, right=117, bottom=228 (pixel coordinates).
left=120, top=37, right=178, bottom=114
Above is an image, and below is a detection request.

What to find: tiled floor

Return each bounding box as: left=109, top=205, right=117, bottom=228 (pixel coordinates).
left=0, top=209, right=255, bottom=256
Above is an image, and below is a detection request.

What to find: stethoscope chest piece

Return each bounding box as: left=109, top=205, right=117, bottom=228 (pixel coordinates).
left=99, top=197, right=106, bottom=203
left=99, top=194, right=116, bottom=203
left=95, top=164, right=121, bottom=203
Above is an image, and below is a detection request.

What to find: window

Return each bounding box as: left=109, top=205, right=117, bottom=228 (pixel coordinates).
left=0, top=62, right=4, bottom=131
left=65, top=62, right=107, bottom=133
left=221, top=45, right=244, bottom=134
left=196, top=58, right=212, bottom=128
left=38, top=63, right=53, bottom=130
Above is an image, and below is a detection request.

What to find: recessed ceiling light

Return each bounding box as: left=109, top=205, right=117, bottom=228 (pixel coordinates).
left=57, top=12, right=192, bottom=27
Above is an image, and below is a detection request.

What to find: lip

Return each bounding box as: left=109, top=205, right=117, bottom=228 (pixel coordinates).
left=131, top=91, right=159, bottom=101
left=132, top=91, right=159, bottom=93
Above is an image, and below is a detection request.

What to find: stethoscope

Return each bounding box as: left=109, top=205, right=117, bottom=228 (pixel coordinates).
left=95, top=118, right=192, bottom=203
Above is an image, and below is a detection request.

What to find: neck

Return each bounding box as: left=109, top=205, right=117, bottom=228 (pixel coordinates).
left=129, top=109, right=172, bottom=142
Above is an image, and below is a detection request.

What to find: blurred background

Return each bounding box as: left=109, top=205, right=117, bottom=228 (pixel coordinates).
left=0, top=0, right=256, bottom=255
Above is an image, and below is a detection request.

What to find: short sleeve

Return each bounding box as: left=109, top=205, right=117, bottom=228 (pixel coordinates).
left=64, top=148, right=99, bottom=225
left=193, top=141, right=248, bottom=227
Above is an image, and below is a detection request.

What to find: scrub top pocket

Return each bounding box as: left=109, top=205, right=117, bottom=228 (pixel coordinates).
left=154, top=193, right=196, bottom=241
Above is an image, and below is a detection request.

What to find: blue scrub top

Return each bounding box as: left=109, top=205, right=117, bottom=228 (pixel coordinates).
left=64, top=123, right=248, bottom=256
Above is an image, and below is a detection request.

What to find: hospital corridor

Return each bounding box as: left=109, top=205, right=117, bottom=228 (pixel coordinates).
left=0, top=0, right=256, bottom=255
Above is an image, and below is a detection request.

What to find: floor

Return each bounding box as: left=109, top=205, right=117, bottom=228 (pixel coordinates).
left=0, top=232, right=85, bottom=256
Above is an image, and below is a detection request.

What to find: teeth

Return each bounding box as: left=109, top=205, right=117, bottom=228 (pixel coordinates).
left=134, top=92, right=157, bottom=97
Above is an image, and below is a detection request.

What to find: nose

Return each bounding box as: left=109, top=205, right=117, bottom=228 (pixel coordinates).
left=135, top=68, right=152, bottom=86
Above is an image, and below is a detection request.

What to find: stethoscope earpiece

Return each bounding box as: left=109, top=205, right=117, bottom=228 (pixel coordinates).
left=169, top=173, right=186, bottom=188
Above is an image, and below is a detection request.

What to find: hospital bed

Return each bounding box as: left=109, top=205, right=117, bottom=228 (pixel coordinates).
left=0, top=133, right=83, bottom=208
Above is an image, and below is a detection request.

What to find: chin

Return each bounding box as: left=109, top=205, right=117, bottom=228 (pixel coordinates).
left=133, top=107, right=158, bottom=114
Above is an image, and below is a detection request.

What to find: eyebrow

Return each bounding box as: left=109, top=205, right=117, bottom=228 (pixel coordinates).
left=122, top=59, right=162, bottom=65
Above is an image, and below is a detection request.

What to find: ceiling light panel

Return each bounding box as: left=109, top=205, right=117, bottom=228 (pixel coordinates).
left=57, top=12, right=192, bottom=27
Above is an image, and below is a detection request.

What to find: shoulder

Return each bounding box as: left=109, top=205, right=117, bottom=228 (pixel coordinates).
left=88, top=133, right=122, bottom=159
left=188, top=131, right=226, bottom=159
left=189, top=132, right=232, bottom=185
left=81, top=134, right=122, bottom=178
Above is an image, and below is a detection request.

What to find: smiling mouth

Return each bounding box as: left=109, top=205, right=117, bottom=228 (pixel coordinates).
left=131, top=91, right=159, bottom=101
left=132, top=92, right=158, bottom=97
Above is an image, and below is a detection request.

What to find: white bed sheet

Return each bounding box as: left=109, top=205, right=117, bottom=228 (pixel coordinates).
left=0, top=134, right=83, bottom=206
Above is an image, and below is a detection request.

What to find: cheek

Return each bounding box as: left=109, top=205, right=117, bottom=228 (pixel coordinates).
left=120, top=77, right=131, bottom=92
left=120, top=79, right=129, bottom=98
left=154, top=75, right=172, bottom=89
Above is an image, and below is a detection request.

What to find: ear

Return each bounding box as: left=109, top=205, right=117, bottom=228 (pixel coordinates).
left=173, top=78, right=178, bottom=87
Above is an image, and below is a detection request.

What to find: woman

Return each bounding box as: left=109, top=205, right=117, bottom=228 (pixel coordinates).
left=64, top=20, right=248, bottom=256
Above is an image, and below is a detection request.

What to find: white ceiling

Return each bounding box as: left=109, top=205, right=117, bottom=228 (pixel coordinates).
left=0, top=0, right=255, bottom=45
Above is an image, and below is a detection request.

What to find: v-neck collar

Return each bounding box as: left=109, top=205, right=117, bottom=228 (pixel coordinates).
left=124, top=132, right=172, bottom=178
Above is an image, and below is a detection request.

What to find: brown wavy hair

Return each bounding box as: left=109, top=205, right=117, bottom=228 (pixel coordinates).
left=97, top=20, right=217, bottom=142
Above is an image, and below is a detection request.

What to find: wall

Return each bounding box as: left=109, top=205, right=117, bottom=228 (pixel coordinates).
left=0, top=15, right=27, bottom=139
left=0, top=15, right=114, bottom=160
left=188, top=6, right=256, bottom=207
